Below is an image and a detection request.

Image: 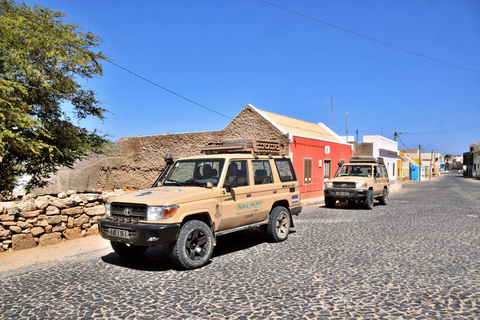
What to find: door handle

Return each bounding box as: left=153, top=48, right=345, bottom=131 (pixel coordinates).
left=273, top=190, right=277, bottom=194
left=246, top=194, right=252, bottom=197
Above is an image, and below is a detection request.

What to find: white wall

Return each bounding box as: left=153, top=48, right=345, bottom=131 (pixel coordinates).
left=363, top=135, right=398, bottom=181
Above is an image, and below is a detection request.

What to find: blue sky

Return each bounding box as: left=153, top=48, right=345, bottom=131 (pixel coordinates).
left=32, top=0, right=480, bottom=155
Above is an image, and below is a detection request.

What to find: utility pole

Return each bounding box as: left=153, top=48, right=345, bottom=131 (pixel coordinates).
left=346, top=112, right=348, bottom=142
left=430, top=149, right=434, bottom=180
left=325, top=95, right=333, bottom=130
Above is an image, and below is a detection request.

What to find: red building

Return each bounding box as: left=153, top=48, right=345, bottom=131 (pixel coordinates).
left=252, top=107, right=353, bottom=200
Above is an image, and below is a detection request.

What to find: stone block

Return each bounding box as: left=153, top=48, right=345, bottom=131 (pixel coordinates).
left=45, top=206, right=60, bottom=216
left=12, top=233, right=37, bottom=251
left=31, top=227, right=45, bottom=237
left=0, top=229, right=11, bottom=236
left=7, top=206, right=20, bottom=215
left=46, top=215, right=62, bottom=225
left=63, top=227, right=82, bottom=240
left=39, top=232, right=62, bottom=246
left=61, top=207, right=84, bottom=216
left=34, top=219, right=49, bottom=227
left=0, top=214, right=15, bottom=221
left=74, top=214, right=90, bottom=227
left=9, top=226, right=22, bottom=233
left=86, top=224, right=99, bottom=236
left=85, top=205, right=105, bottom=216
left=67, top=216, right=74, bottom=228
left=52, top=223, right=66, bottom=232
left=34, top=196, right=50, bottom=210
left=18, top=202, right=38, bottom=212
left=17, top=221, right=33, bottom=228
left=19, top=209, right=43, bottom=218
left=45, top=225, right=52, bottom=233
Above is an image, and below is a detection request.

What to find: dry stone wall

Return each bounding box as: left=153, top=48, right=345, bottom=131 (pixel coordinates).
left=0, top=190, right=123, bottom=252
left=33, top=105, right=289, bottom=194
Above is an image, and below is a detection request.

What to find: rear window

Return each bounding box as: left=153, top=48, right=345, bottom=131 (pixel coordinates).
left=274, top=159, right=297, bottom=182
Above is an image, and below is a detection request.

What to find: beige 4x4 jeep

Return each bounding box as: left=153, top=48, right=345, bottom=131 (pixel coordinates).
left=323, top=156, right=389, bottom=210
left=99, top=140, right=301, bottom=269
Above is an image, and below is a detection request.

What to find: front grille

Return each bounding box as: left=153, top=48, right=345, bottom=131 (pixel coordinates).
left=333, top=182, right=356, bottom=188
left=111, top=202, right=147, bottom=224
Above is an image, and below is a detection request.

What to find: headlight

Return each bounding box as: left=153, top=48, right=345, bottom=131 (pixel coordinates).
left=105, top=203, right=112, bottom=218
left=355, top=181, right=367, bottom=189
left=147, top=205, right=179, bottom=221
left=326, top=182, right=333, bottom=188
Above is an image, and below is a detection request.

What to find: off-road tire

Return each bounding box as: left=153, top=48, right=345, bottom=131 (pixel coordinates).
left=170, top=220, right=214, bottom=270
left=111, top=241, right=148, bottom=258
left=363, top=190, right=374, bottom=210
left=325, top=197, right=336, bottom=208
left=379, top=188, right=388, bottom=205
left=267, top=206, right=291, bottom=242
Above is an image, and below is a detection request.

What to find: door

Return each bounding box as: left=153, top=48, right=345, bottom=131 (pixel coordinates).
left=220, top=160, right=257, bottom=231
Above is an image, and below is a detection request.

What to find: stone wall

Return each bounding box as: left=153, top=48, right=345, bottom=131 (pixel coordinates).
left=33, top=105, right=289, bottom=193
left=0, top=190, right=122, bottom=252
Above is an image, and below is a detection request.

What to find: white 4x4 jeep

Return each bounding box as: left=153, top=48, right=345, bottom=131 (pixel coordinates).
left=99, top=140, right=302, bottom=269
left=323, top=156, right=389, bottom=210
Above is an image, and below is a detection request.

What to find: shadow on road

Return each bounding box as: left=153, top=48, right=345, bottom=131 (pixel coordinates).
left=100, top=228, right=281, bottom=271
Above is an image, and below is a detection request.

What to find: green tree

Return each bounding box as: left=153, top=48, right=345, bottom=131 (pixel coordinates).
left=0, top=0, right=109, bottom=193
left=444, top=154, right=452, bottom=170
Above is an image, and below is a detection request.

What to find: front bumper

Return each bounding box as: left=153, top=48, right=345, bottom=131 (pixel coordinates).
left=324, top=188, right=368, bottom=200
left=99, top=218, right=181, bottom=246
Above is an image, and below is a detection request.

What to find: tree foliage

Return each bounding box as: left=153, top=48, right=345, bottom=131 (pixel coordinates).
left=0, top=0, right=109, bottom=193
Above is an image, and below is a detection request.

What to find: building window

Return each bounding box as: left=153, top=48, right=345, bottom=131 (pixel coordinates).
left=324, top=159, right=331, bottom=180
left=304, top=158, right=312, bottom=184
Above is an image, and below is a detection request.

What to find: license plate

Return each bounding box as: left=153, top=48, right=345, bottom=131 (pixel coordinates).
left=335, top=192, right=350, bottom=196
left=107, top=228, right=130, bottom=239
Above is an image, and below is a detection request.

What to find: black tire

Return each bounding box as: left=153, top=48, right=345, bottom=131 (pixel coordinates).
left=111, top=241, right=148, bottom=258
left=267, top=206, right=291, bottom=242
left=379, top=188, right=388, bottom=205
left=170, top=220, right=214, bottom=270
left=363, top=190, right=374, bottom=210
left=325, top=197, right=336, bottom=208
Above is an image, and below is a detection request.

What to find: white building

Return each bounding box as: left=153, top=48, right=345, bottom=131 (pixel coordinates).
left=362, top=135, right=399, bottom=181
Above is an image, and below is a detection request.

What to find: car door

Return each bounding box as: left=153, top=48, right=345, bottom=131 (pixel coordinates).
left=373, top=164, right=384, bottom=195
left=220, top=160, right=257, bottom=231
left=252, top=159, right=276, bottom=222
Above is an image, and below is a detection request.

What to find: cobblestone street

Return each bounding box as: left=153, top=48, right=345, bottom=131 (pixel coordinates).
left=1, top=175, right=479, bottom=319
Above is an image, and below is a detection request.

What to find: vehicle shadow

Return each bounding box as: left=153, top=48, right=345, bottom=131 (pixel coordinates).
left=323, top=201, right=378, bottom=210
left=101, top=228, right=278, bottom=271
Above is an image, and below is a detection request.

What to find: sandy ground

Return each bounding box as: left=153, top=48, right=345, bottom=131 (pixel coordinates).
left=0, top=235, right=111, bottom=272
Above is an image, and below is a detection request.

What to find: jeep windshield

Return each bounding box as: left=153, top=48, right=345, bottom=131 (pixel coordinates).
left=336, top=165, right=373, bottom=177
left=163, top=159, right=225, bottom=187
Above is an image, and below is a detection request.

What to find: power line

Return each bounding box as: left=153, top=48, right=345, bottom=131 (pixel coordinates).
left=259, top=0, right=480, bottom=74
left=107, top=61, right=233, bottom=121
left=402, top=124, right=480, bottom=135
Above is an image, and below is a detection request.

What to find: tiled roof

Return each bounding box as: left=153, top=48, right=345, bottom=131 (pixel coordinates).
left=249, top=104, right=346, bottom=144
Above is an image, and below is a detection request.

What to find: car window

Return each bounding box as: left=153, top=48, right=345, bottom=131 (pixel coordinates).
left=375, top=165, right=383, bottom=178
left=381, top=166, right=388, bottom=178
left=337, top=165, right=372, bottom=177
left=252, top=160, right=273, bottom=185
left=223, top=160, right=249, bottom=187
left=163, top=159, right=225, bottom=187
left=274, top=159, right=297, bottom=182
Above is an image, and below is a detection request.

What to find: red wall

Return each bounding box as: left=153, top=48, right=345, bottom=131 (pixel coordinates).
left=290, top=136, right=353, bottom=200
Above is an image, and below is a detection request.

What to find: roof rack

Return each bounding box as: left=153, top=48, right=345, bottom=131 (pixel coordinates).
left=350, top=156, right=384, bottom=164
left=201, top=139, right=284, bottom=155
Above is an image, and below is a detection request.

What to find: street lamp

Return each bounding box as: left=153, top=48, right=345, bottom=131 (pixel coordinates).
left=325, top=95, right=333, bottom=130
left=394, top=131, right=403, bottom=142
